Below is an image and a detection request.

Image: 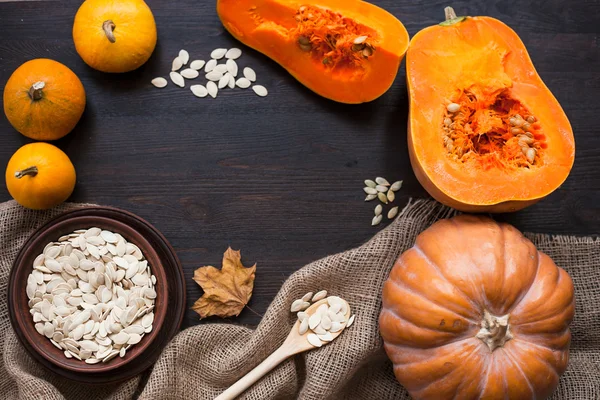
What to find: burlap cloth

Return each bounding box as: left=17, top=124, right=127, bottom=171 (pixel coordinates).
left=1, top=199, right=599, bottom=399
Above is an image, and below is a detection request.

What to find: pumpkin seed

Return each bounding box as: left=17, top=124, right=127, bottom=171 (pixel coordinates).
left=364, top=179, right=376, bottom=188
left=252, top=85, right=268, bottom=97
left=291, top=299, right=305, bottom=312
left=526, top=148, right=536, bottom=164
left=178, top=49, right=190, bottom=65
left=387, top=189, right=395, bottom=202
left=226, top=59, right=238, bottom=77
left=206, top=71, right=223, bottom=81
left=307, top=333, right=323, bottom=347
left=375, top=185, right=388, bottom=192
left=374, top=205, right=382, bottom=216
left=235, top=78, right=251, bottom=89
left=364, top=194, right=377, bottom=202
left=346, top=315, right=356, bottom=328
left=390, top=181, right=403, bottom=191
left=171, top=57, right=183, bottom=71
left=377, top=192, right=388, bottom=204
left=181, top=69, right=199, bottom=79
left=354, top=35, right=368, bottom=44
left=372, top=215, right=383, bottom=226
left=363, top=187, right=377, bottom=195
left=299, top=318, right=309, bottom=335
left=225, top=48, right=242, bottom=59
left=211, top=48, right=227, bottom=60
left=312, top=290, right=327, bottom=302
left=169, top=72, right=185, bottom=88
left=214, top=64, right=229, bottom=74
left=375, top=177, right=390, bottom=186
left=207, top=81, right=218, bottom=98
left=243, top=67, right=256, bottom=82
left=301, top=292, right=313, bottom=302
left=447, top=103, right=461, bottom=113
left=218, top=73, right=231, bottom=89
left=151, top=77, right=167, bottom=88
left=526, top=115, right=536, bottom=123
left=204, top=59, right=217, bottom=72
left=190, top=60, right=205, bottom=70
left=388, top=206, right=399, bottom=220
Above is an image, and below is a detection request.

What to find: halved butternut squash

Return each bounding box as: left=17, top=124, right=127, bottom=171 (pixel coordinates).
left=217, top=0, right=409, bottom=103
left=407, top=8, right=575, bottom=212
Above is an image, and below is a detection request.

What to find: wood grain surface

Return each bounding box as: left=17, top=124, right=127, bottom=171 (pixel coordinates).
left=1, top=0, right=599, bottom=329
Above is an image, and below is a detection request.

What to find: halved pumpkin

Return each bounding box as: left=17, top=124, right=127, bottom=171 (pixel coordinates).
left=217, top=0, right=409, bottom=103
left=407, top=8, right=575, bottom=212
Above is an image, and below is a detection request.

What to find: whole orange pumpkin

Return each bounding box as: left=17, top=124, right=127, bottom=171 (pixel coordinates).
left=3, top=59, right=86, bottom=141
left=5, top=143, right=76, bottom=210
left=73, top=0, right=157, bottom=73
left=379, top=215, right=575, bottom=399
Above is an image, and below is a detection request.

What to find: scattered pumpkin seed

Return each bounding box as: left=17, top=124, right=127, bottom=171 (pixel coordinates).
left=180, top=69, right=199, bottom=79
left=210, top=48, right=227, bottom=60
left=377, top=192, right=388, bottom=204
left=204, top=59, right=217, bottom=72
left=376, top=185, right=388, bottom=193
left=235, top=77, right=251, bottom=89
left=372, top=214, right=383, bottom=226
left=374, top=204, right=382, bottom=216
left=225, top=48, right=242, bottom=60
left=178, top=49, right=189, bottom=65
left=365, top=194, right=377, bottom=202
left=243, top=67, right=256, bottom=82
left=364, top=187, right=377, bottom=195
left=169, top=72, right=185, bottom=88
left=390, top=181, right=403, bottom=191
left=387, top=189, right=395, bottom=202
left=171, top=57, right=183, bottom=71
left=252, top=85, right=268, bottom=97
left=190, top=60, right=205, bottom=70
left=151, top=77, right=167, bottom=88
left=354, top=35, right=368, bottom=44
left=387, top=206, right=399, bottom=219
left=375, top=177, right=390, bottom=186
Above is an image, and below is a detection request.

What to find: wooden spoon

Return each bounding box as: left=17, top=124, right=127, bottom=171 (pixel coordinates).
left=215, top=298, right=351, bottom=400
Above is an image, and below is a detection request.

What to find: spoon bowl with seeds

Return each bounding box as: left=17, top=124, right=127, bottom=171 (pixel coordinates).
left=215, top=296, right=353, bottom=400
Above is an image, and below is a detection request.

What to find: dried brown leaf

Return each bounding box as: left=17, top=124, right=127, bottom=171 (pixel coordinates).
left=192, top=247, right=256, bottom=318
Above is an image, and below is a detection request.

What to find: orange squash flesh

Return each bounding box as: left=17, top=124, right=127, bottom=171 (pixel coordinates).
left=407, top=11, right=575, bottom=212
left=217, top=0, right=409, bottom=103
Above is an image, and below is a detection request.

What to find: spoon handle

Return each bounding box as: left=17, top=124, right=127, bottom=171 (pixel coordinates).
left=214, top=343, right=292, bottom=400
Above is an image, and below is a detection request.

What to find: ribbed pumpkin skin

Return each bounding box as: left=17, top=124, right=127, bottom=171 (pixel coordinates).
left=379, top=215, right=575, bottom=399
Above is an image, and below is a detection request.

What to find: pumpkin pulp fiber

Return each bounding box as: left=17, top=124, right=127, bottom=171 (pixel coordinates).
left=407, top=8, right=575, bottom=212
left=217, top=0, right=409, bottom=103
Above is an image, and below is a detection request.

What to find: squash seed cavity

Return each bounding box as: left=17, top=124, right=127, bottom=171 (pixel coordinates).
left=442, top=89, right=546, bottom=168
left=292, top=5, right=379, bottom=68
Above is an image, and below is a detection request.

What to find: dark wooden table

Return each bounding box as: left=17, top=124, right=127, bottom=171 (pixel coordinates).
left=1, top=0, right=599, bottom=329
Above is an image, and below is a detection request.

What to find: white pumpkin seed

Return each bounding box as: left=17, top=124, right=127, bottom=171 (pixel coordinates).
left=169, top=72, right=185, bottom=88
left=317, top=331, right=333, bottom=342
left=226, top=59, right=238, bottom=76
left=235, top=77, right=251, bottom=88
left=312, top=290, right=327, bottom=302
left=291, top=299, right=305, bottom=312
left=375, top=185, right=388, bottom=192
left=178, top=49, right=189, bottom=65
left=365, top=194, right=377, bottom=201
left=308, top=312, right=321, bottom=330
left=206, top=71, right=223, bottom=81
left=181, top=68, right=199, bottom=79
left=225, top=48, right=242, bottom=59
left=214, top=64, right=228, bottom=74
left=151, top=77, right=167, bottom=88
left=252, top=85, right=268, bottom=97
left=301, top=292, right=313, bottom=302
left=211, top=48, right=227, bottom=59
left=204, top=59, right=217, bottom=72
left=191, top=84, right=208, bottom=98
left=375, top=177, right=390, bottom=186
left=218, top=73, right=231, bottom=89
left=206, top=81, right=218, bottom=98
left=172, top=57, right=183, bottom=71
left=243, top=67, right=256, bottom=82
left=363, top=187, right=377, bottom=195
left=228, top=74, right=235, bottom=89
left=364, top=179, right=376, bottom=188
left=346, top=315, right=356, bottom=327
left=307, top=333, right=323, bottom=347
left=298, top=318, right=309, bottom=335
left=190, top=60, right=205, bottom=70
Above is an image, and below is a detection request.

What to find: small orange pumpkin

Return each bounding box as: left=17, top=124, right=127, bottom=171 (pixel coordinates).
left=3, top=59, right=86, bottom=141
left=73, top=0, right=157, bottom=73
left=5, top=143, right=77, bottom=210
left=379, top=215, right=575, bottom=399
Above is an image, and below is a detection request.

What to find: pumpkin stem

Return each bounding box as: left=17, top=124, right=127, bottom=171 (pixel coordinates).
left=440, top=6, right=467, bottom=26
left=15, top=166, right=39, bottom=179
left=28, top=81, right=45, bottom=101
left=476, top=310, right=513, bottom=352
left=103, top=20, right=116, bottom=43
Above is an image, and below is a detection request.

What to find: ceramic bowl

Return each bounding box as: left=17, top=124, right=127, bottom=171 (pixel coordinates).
left=8, top=206, right=185, bottom=383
